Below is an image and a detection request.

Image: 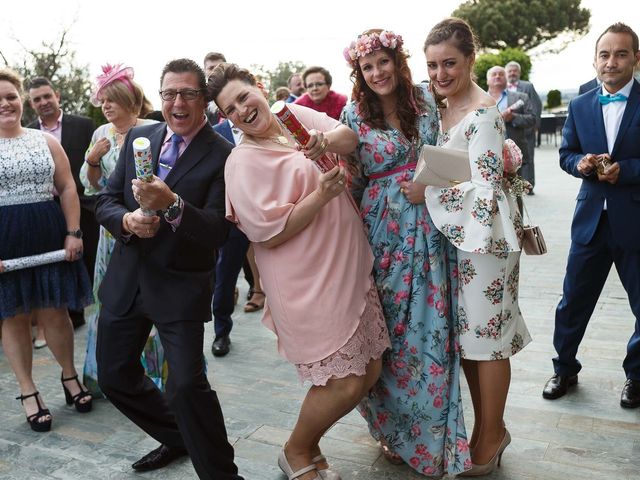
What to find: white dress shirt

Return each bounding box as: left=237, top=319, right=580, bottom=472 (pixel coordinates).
left=601, top=78, right=634, bottom=154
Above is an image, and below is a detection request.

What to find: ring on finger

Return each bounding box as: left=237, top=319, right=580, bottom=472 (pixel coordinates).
left=337, top=179, right=344, bottom=186
left=320, top=138, right=328, bottom=152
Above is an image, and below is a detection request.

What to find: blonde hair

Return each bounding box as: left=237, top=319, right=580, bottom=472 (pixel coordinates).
left=0, top=68, right=24, bottom=95
left=100, top=79, right=145, bottom=116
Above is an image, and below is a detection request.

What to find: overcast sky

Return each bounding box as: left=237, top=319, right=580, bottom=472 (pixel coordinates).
left=1, top=0, right=635, bottom=109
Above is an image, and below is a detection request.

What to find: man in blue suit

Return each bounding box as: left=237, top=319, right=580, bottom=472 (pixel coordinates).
left=209, top=116, right=251, bottom=356
left=543, top=23, right=640, bottom=408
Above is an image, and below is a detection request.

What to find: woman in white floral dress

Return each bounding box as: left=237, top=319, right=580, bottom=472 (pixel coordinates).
left=412, top=18, right=531, bottom=476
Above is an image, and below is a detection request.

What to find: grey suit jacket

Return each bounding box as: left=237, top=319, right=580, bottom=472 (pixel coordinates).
left=515, top=80, right=542, bottom=129
left=505, top=91, right=536, bottom=164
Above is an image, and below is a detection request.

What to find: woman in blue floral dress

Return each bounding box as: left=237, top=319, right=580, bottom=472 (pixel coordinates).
left=340, top=29, right=470, bottom=476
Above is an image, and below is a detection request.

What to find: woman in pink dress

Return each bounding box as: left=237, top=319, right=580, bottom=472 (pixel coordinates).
left=208, top=63, right=390, bottom=480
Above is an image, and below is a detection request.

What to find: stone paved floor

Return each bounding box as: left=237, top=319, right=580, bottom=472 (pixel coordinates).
left=1, top=143, right=639, bottom=479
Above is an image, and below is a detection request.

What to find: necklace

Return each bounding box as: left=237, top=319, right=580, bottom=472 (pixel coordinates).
left=268, top=134, right=296, bottom=148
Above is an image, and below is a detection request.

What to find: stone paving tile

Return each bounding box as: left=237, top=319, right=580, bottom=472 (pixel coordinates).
left=2, top=144, right=640, bottom=479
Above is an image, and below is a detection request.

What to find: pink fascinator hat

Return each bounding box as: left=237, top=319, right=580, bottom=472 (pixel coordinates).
left=90, top=63, right=135, bottom=106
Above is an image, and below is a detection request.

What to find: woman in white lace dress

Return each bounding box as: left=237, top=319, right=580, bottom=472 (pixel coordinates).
left=414, top=18, right=531, bottom=476
left=0, top=68, right=93, bottom=432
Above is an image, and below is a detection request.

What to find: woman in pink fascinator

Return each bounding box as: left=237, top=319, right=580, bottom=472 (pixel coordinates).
left=80, top=63, right=165, bottom=397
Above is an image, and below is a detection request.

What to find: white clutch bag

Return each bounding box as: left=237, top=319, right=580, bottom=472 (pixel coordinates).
left=413, top=145, right=471, bottom=187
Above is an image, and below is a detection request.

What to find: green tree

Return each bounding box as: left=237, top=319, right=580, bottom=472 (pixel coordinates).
left=546, top=89, right=562, bottom=108
left=252, top=60, right=306, bottom=102
left=0, top=27, right=94, bottom=126
left=474, top=48, right=531, bottom=90
left=453, top=0, right=590, bottom=52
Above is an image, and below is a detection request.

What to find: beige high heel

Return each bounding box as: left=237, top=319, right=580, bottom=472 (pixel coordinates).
left=459, top=429, right=511, bottom=477
left=278, top=447, right=322, bottom=480
left=312, top=454, right=341, bottom=480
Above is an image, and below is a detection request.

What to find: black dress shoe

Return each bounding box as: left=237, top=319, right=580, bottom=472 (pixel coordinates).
left=211, top=335, right=231, bottom=357
left=620, top=379, right=640, bottom=408
left=542, top=373, right=578, bottom=399
left=131, top=444, right=187, bottom=471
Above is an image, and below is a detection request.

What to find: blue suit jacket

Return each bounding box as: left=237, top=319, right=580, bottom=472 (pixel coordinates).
left=559, top=80, right=640, bottom=249
left=213, top=120, right=235, bottom=145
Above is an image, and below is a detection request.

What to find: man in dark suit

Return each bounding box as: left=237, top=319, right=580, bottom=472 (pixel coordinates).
left=95, top=58, right=243, bottom=479
left=487, top=66, right=536, bottom=165
left=209, top=118, right=250, bottom=356
left=579, top=77, right=599, bottom=94
left=27, top=77, right=97, bottom=328
left=506, top=61, right=542, bottom=192
left=542, top=23, right=640, bottom=409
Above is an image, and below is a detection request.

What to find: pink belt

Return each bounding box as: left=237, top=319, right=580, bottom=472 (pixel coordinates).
left=368, top=162, right=417, bottom=180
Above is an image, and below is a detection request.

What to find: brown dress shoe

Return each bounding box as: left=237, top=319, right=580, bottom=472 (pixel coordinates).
left=620, top=379, right=640, bottom=408
left=542, top=374, right=578, bottom=399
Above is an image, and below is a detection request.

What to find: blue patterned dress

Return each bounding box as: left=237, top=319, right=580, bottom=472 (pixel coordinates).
left=340, top=85, right=471, bottom=476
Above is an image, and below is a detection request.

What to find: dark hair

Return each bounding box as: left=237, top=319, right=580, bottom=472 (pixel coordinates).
left=160, top=58, right=207, bottom=93
left=207, top=63, right=257, bottom=108
left=349, top=29, right=424, bottom=141
left=302, top=66, right=332, bottom=88
left=0, top=68, right=24, bottom=95
left=275, top=86, right=290, bottom=101
left=595, top=22, right=639, bottom=54
left=204, top=51, right=227, bottom=64
left=423, top=17, right=477, bottom=58
left=27, top=76, right=54, bottom=91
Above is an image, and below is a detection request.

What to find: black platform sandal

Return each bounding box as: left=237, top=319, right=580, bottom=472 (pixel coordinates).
left=61, top=374, right=93, bottom=413
left=16, top=391, right=52, bottom=432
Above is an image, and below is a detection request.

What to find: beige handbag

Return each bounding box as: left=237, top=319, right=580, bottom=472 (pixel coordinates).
left=522, top=202, right=547, bottom=255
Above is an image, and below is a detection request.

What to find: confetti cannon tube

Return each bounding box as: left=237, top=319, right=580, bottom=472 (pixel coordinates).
left=132, top=137, right=155, bottom=216
left=1, top=249, right=67, bottom=273
left=270, top=101, right=337, bottom=173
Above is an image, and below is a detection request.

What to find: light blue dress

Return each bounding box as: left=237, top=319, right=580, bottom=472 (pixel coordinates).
left=340, top=84, right=471, bottom=476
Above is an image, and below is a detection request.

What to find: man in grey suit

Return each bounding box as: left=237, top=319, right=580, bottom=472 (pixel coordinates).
left=506, top=61, right=542, bottom=192
left=487, top=66, right=537, bottom=170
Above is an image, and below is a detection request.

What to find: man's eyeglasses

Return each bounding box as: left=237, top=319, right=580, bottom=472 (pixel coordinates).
left=159, top=89, right=204, bottom=101
left=306, top=82, right=327, bottom=89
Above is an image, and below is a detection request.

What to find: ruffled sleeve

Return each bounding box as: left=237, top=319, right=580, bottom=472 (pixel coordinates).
left=425, top=108, right=520, bottom=256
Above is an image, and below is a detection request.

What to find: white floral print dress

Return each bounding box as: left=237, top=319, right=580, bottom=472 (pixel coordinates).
left=425, top=106, right=531, bottom=360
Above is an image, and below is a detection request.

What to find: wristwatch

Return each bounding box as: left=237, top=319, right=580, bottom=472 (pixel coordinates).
left=66, top=229, right=83, bottom=238
left=163, top=194, right=183, bottom=222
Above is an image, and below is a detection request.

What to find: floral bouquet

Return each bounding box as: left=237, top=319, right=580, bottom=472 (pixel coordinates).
left=502, top=139, right=532, bottom=197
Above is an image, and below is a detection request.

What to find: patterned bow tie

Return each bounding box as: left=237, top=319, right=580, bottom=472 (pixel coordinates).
left=598, top=93, right=628, bottom=105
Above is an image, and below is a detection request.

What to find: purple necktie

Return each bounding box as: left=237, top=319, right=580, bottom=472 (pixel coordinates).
left=158, top=133, right=183, bottom=181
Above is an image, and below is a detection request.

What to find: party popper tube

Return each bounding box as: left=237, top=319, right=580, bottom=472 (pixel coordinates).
left=1, top=249, right=67, bottom=273
left=270, top=101, right=337, bottom=173
left=133, top=137, right=155, bottom=216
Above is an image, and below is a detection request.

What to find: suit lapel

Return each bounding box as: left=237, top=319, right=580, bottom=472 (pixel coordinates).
left=60, top=115, right=71, bottom=150
left=148, top=125, right=167, bottom=175
left=164, top=125, right=214, bottom=188
left=612, top=81, right=640, bottom=157
left=589, top=90, right=609, bottom=153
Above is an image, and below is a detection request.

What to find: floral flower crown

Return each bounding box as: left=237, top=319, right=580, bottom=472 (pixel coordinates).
left=343, top=30, right=404, bottom=66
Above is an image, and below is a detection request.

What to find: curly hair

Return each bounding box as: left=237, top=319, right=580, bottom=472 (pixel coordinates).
left=349, top=29, right=424, bottom=141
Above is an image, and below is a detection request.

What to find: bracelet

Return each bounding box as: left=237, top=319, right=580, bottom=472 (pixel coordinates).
left=85, top=158, right=100, bottom=168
